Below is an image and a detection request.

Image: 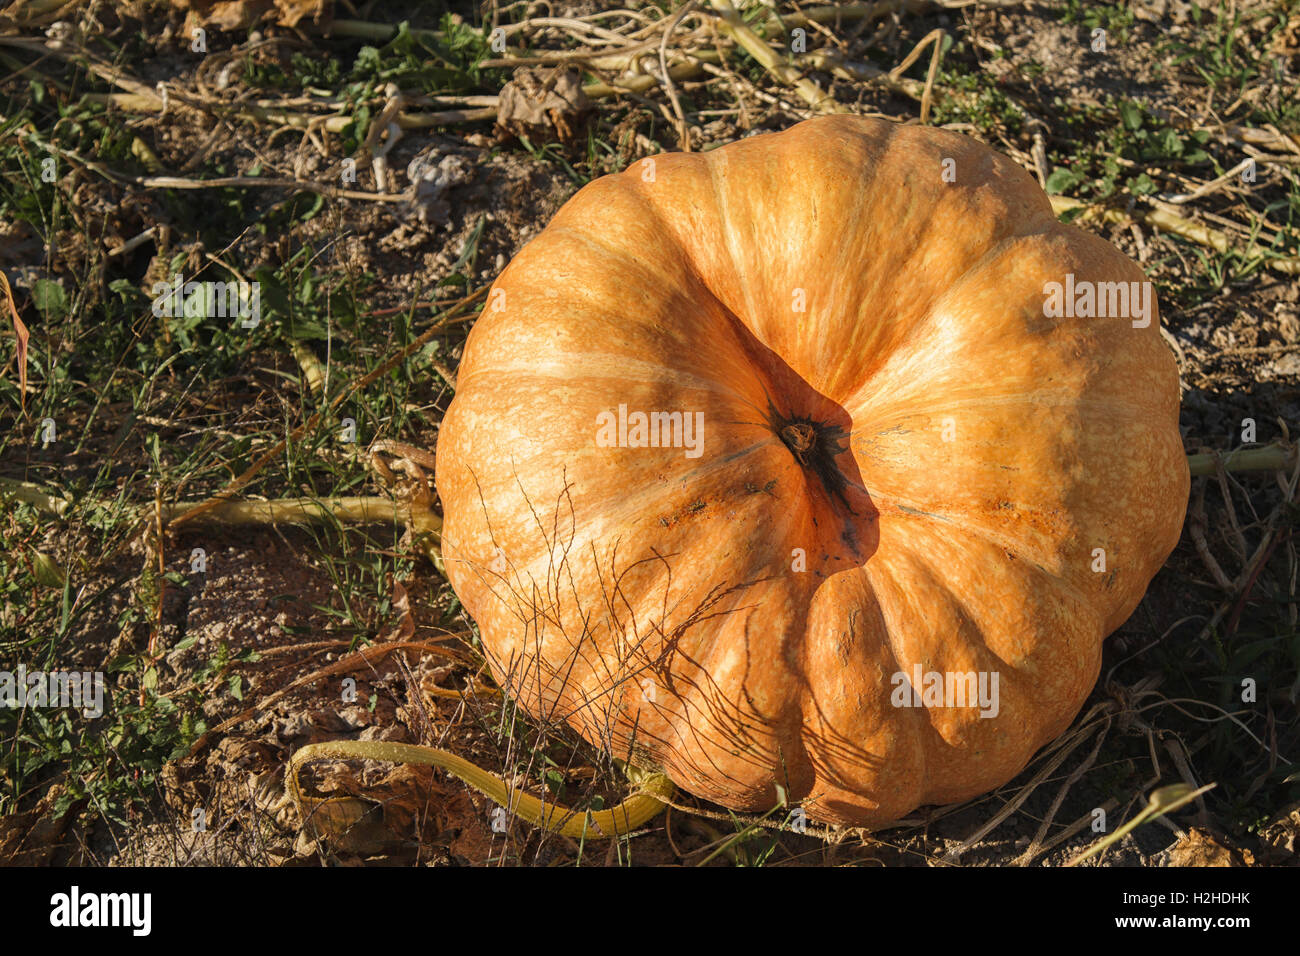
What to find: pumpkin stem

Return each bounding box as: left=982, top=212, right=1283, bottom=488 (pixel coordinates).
left=774, top=412, right=855, bottom=510
left=780, top=422, right=817, bottom=465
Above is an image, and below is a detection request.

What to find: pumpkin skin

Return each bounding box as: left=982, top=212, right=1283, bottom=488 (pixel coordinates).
left=434, top=115, right=1188, bottom=827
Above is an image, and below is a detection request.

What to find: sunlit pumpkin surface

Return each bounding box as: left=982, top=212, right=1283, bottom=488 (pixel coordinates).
left=435, top=115, right=1188, bottom=827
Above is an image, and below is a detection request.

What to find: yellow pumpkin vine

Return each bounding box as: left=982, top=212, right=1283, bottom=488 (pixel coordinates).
left=274, top=117, right=1288, bottom=840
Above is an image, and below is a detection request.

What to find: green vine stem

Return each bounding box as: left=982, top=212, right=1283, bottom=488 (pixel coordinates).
left=286, top=739, right=673, bottom=840
left=1186, top=441, right=1296, bottom=477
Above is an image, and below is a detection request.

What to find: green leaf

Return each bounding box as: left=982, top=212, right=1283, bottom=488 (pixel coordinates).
left=297, top=192, right=324, bottom=221
left=544, top=768, right=564, bottom=796
left=1119, top=100, right=1143, bottom=131
left=1044, top=167, right=1081, bottom=195
left=289, top=318, right=328, bottom=341
left=30, top=551, right=67, bottom=588
left=31, top=278, right=67, bottom=318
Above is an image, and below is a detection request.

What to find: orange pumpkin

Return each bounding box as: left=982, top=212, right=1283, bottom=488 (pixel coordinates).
left=434, top=115, right=1187, bottom=827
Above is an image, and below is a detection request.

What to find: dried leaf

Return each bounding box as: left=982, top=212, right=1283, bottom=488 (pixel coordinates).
left=496, top=67, right=592, bottom=144
left=1166, top=827, right=1255, bottom=867
left=0, top=785, right=75, bottom=866
left=1259, top=802, right=1300, bottom=863
left=290, top=759, right=449, bottom=855
left=388, top=577, right=415, bottom=643
left=0, top=270, right=28, bottom=414
left=171, top=0, right=332, bottom=31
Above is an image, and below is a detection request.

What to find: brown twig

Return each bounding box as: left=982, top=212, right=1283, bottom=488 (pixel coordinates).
left=660, top=0, right=700, bottom=150
left=888, top=28, right=946, bottom=124
left=185, top=639, right=463, bottom=757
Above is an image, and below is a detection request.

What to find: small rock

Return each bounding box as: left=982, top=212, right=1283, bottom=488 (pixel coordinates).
left=274, top=712, right=314, bottom=742
left=404, top=152, right=474, bottom=227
